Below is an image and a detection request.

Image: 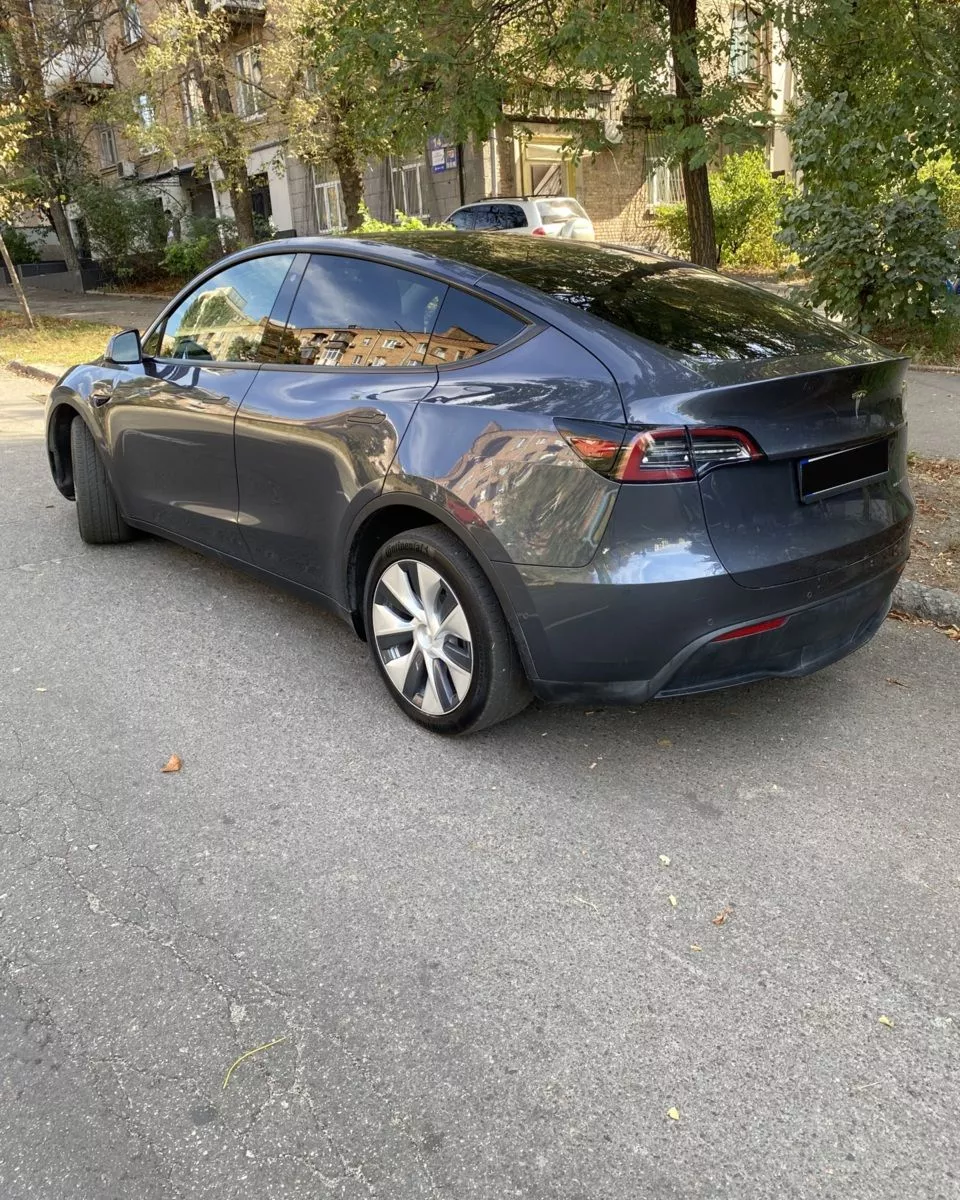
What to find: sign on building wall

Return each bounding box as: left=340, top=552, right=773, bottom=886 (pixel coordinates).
left=428, top=135, right=458, bottom=174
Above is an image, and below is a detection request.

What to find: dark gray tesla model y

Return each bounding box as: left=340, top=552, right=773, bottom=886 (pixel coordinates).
left=45, top=234, right=912, bottom=732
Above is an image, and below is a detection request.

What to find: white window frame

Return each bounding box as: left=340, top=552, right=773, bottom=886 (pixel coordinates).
left=320, top=348, right=343, bottom=365
left=391, top=160, right=426, bottom=218
left=382, top=336, right=404, bottom=349
left=181, top=73, right=203, bottom=128
left=98, top=124, right=119, bottom=168
left=646, top=160, right=685, bottom=207
left=729, top=6, right=757, bottom=79
left=314, top=178, right=346, bottom=233
left=121, top=0, right=143, bottom=44
left=234, top=46, right=264, bottom=119
left=136, top=93, right=158, bottom=154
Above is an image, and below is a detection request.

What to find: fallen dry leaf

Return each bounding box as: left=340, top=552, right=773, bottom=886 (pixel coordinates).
left=668, top=895, right=678, bottom=908
left=878, top=1015, right=895, bottom=1028
left=885, top=677, right=909, bottom=688
left=161, top=754, right=183, bottom=774
left=667, top=1107, right=680, bottom=1121
left=712, top=906, right=734, bottom=926
left=690, top=944, right=702, bottom=952
left=657, top=737, right=672, bottom=748
left=659, top=854, right=671, bottom=867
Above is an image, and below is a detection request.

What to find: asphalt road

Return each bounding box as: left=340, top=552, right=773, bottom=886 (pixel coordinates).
left=1, top=369, right=959, bottom=1200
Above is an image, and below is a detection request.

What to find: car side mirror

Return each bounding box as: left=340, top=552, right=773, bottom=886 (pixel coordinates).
left=106, top=329, right=142, bottom=365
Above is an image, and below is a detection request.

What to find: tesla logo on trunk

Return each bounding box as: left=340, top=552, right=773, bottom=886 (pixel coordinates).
left=852, top=388, right=868, bottom=416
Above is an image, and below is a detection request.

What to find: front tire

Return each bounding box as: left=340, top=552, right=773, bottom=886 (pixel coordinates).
left=364, top=526, right=530, bottom=734
left=70, top=417, right=135, bottom=545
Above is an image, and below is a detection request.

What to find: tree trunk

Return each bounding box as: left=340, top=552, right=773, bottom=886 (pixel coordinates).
left=0, top=232, right=35, bottom=328
left=331, top=142, right=365, bottom=231
left=667, top=0, right=718, bottom=269
left=228, top=181, right=257, bottom=245
left=47, top=197, right=81, bottom=272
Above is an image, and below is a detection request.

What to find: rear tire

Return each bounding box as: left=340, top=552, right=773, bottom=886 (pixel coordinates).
left=364, top=525, right=530, bottom=734
left=70, top=417, right=135, bottom=545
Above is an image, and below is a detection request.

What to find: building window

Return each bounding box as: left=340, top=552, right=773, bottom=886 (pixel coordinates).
left=97, top=124, right=119, bottom=168
left=320, top=348, right=343, bottom=365
left=314, top=178, right=346, bottom=232
left=729, top=7, right=758, bottom=79
left=392, top=159, right=426, bottom=218
left=137, top=93, right=158, bottom=154
left=371, top=356, right=387, bottom=366
left=382, top=336, right=404, bottom=349
left=121, top=1, right=143, bottom=44
left=234, top=46, right=263, bottom=118
left=352, top=354, right=364, bottom=364
left=181, top=73, right=203, bottom=128
left=646, top=159, right=685, bottom=206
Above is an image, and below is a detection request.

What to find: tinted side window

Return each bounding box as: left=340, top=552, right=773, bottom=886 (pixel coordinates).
left=157, top=254, right=295, bottom=362
left=427, top=287, right=526, bottom=364
left=472, top=204, right=528, bottom=231
left=278, top=254, right=447, bottom=368
left=448, top=209, right=476, bottom=231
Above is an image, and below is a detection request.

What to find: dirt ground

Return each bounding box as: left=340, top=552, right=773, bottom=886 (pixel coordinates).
left=907, top=455, right=960, bottom=594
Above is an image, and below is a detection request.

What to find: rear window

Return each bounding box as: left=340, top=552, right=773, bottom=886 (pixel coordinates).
left=535, top=198, right=587, bottom=224
left=431, top=238, right=859, bottom=363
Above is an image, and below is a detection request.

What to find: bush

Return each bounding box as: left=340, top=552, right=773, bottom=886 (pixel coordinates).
left=0, top=225, right=41, bottom=265
left=917, top=155, right=960, bottom=232
left=779, top=187, right=958, bottom=333
left=75, top=182, right=169, bottom=278
left=162, top=217, right=237, bottom=279
left=653, top=151, right=792, bottom=269
left=346, top=204, right=440, bottom=234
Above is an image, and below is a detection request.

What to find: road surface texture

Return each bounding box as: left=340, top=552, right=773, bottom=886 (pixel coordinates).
left=1, top=368, right=958, bottom=1199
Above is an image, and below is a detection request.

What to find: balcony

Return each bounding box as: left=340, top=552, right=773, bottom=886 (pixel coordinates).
left=43, top=44, right=114, bottom=98
left=208, top=0, right=266, bottom=21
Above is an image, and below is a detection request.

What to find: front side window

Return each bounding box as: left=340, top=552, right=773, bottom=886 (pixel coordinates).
left=278, top=254, right=447, bottom=367
left=155, top=254, right=295, bottom=362
left=427, top=288, right=526, bottom=364
left=448, top=208, right=476, bottom=231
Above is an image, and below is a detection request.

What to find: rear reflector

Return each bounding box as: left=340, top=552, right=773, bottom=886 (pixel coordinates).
left=556, top=421, right=762, bottom=483
left=713, top=616, right=788, bottom=642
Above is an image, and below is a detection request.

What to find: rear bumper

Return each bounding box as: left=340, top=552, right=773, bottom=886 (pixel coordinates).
left=516, top=565, right=900, bottom=705
left=489, top=493, right=909, bottom=706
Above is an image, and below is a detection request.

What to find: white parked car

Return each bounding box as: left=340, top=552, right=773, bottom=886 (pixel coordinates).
left=445, top=196, right=595, bottom=240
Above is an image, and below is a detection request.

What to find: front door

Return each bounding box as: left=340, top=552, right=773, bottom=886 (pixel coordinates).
left=234, top=252, right=447, bottom=596
left=104, top=252, right=298, bottom=555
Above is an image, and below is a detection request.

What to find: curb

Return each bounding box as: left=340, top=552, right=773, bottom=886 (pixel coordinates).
left=892, top=578, right=960, bottom=627
left=906, top=364, right=960, bottom=376
left=5, top=360, right=59, bottom=385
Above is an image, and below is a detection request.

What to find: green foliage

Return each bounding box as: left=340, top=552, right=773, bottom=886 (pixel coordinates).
left=74, top=182, right=168, bottom=278
left=347, top=204, right=437, bottom=234
left=0, top=225, right=41, bottom=265
left=653, top=151, right=791, bottom=268
left=161, top=218, right=236, bottom=279
left=918, top=157, right=960, bottom=232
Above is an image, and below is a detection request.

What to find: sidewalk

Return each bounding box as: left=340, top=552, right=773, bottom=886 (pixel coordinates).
left=0, top=283, right=168, bottom=330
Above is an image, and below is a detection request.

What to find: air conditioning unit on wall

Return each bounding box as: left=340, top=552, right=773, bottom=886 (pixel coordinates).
left=117, top=160, right=138, bottom=179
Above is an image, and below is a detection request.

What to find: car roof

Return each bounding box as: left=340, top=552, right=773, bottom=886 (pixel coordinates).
left=453, top=196, right=577, bottom=206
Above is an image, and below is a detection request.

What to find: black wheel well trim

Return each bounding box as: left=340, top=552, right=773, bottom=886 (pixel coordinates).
left=46, top=398, right=89, bottom=498
left=341, top=493, right=536, bottom=675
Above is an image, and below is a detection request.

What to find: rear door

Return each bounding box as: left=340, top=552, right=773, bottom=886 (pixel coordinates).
left=106, top=252, right=297, bottom=555
left=233, top=252, right=444, bottom=597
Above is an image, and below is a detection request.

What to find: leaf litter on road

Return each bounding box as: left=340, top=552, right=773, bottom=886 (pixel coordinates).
left=712, top=906, right=734, bottom=926
left=160, top=754, right=183, bottom=773
left=222, top=1035, right=289, bottom=1090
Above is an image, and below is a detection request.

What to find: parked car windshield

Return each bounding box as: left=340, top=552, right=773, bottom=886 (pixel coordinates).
left=360, top=233, right=867, bottom=364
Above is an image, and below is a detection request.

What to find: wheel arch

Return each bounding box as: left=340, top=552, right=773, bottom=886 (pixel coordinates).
left=47, top=399, right=87, bottom=499
left=342, top=494, right=536, bottom=675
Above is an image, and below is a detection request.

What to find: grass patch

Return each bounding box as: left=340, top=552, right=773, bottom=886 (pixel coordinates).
left=875, top=308, right=960, bottom=368
left=0, top=310, right=119, bottom=372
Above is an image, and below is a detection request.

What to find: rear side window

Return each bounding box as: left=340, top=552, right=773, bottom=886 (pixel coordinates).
left=155, top=254, right=295, bottom=362
left=427, top=287, right=526, bottom=364
left=535, top=198, right=587, bottom=224
left=278, top=254, right=446, bottom=367
left=470, top=204, right=528, bottom=231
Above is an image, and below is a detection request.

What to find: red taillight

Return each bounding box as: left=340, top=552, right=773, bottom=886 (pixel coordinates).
left=556, top=422, right=762, bottom=483
left=531, top=226, right=547, bottom=236
left=713, top=616, right=788, bottom=642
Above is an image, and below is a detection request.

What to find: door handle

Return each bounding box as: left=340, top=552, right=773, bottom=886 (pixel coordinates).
left=90, top=381, right=114, bottom=406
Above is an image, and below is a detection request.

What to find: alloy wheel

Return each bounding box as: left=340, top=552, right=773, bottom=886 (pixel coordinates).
left=371, top=559, right=475, bottom=715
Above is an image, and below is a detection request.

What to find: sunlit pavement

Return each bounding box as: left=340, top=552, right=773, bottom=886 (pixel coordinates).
left=1, top=367, right=958, bottom=1199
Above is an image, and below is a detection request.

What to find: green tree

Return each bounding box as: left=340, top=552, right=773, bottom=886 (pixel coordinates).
left=772, top=0, right=960, bottom=329
left=0, top=100, right=34, bottom=325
